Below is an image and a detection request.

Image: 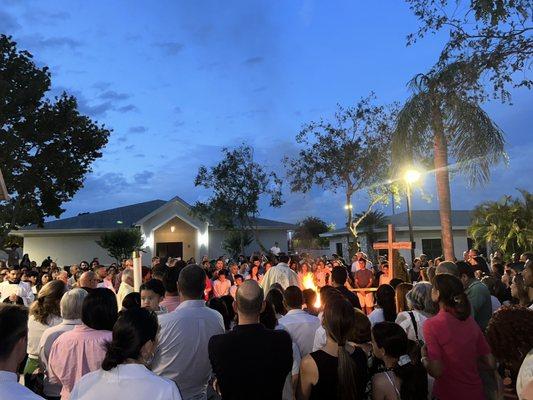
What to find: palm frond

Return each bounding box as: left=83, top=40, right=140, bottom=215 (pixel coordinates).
left=446, top=97, right=508, bottom=186
left=392, top=92, right=433, bottom=166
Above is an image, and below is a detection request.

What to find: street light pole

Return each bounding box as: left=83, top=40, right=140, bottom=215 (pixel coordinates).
left=405, top=183, right=416, bottom=266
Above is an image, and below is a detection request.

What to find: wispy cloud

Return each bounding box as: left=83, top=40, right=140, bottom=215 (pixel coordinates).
left=116, top=104, right=138, bottom=113
left=243, top=56, right=264, bottom=66
left=155, top=41, right=185, bottom=55
left=129, top=126, right=147, bottom=133
left=134, top=170, right=155, bottom=185
left=98, top=90, right=131, bottom=101
left=23, top=35, right=82, bottom=51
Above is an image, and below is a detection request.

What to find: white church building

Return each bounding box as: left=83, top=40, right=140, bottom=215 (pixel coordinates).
left=11, top=196, right=294, bottom=266
left=320, top=210, right=475, bottom=261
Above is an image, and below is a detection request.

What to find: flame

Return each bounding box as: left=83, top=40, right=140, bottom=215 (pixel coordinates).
left=302, top=273, right=321, bottom=309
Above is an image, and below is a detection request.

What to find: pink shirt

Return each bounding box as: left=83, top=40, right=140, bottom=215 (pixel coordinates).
left=423, top=309, right=491, bottom=400
left=48, top=324, right=111, bottom=400
left=160, top=295, right=180, bottom=312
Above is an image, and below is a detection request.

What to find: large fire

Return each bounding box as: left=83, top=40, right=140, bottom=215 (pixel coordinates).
left=302, top=273, right=321, bottom=308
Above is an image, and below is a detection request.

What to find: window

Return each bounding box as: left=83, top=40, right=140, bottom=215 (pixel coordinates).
left=421, top=239, right=442, bottom=260
left=336, top=242, right=343, bottom=257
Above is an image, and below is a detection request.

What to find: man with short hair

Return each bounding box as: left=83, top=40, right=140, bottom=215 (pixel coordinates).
left=208, top=280, right=292, bottom=399
left=160, top=267, right=181, bottom=312
left=277, top=286, right=320, bottom=358
left=0, top=268, right=34, bottom=306
left=78, top=271, right=98, bottom=289
left=261, top=254, right=300, bottom=291
left=56, top=270, right=69, bottom=287
left=457, top=262, right=492, bottom=331
left=331, top=266, right=361, bottom=309
left=152, top=265, right=225, bottom=400
left=354, top=258, right=373, bottom=315
left=0, top=304, right=44, bottom=399
left=435, top=261, right=460, bottom=277
left=270, top=241, right=282, bottom=256
left=229, top=274, right=243, bottom=298
left=67, top=264, right=79, bottom=287
left=116, top=269, right=134, bottom=307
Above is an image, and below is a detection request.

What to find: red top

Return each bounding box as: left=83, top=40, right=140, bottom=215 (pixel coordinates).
left=423, top=309, right=491, bottom=400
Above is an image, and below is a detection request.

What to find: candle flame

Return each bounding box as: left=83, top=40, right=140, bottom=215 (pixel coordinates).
left=302, top=273, right=321, bottom=309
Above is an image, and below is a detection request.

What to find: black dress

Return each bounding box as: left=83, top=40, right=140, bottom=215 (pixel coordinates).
left=309, top=347, right=369, bottom=400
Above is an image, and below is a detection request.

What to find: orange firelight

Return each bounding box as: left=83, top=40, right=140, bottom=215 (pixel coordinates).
left=302, top=273, right=321, bottom=308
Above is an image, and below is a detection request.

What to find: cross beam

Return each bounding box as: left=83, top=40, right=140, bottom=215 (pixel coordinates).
left=372, top=224, right=414, bottom=279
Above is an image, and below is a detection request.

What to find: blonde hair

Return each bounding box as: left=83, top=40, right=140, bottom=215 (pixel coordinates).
left=30, top=280, right=65, bottom=324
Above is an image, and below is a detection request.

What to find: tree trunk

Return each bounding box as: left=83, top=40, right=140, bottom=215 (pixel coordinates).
left=432, top=107, right=455, bottom=261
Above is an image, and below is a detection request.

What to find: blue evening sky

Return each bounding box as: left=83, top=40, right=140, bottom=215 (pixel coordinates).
left=1, top=1, right=531, bottom=227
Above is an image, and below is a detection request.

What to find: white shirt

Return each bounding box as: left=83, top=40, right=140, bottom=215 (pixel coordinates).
left=277, top=309, right=321, bottom=357
left=270, top=246, right=281, bottom=256
left=0, top=370, right=44, bottom=399
left=395, top=310, right=428, bottom=342
left=27, top=314, right=62, bottom=358
left=151, top=300, right=225, bottom=400
left=38, top=319, right=81, bottom=397
left=490, top=295, right=501, bottom=313
left=116, top=282, right=134, bottom=309
left=368, top=308, right=385, bottom=326
left=70, top=364, right=181, bottom=400
left=517, top=349, right=533, bottom=399
left=261, top=263, right=300, bottom=292
left=0, top=280, right=34, bottom=306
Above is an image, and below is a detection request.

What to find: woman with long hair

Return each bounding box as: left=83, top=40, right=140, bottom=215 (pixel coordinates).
left=24, top=280, right=65, bottom=390
left=371, top=322, right=428, bottom=399
left=299, top=296, right=368, bottom=400
left=395, top=282, right=436, bottom=343
left=422, top=274, right=497, bottom=400
left=368, top=284, right=396, bottom=326
left=395, top=283, right=413, bottom=314
left=266, top=288, right=287, bottom=319
left=70, top=308, right=181, bottom=400
left=510, top=273, right=531, bottom=307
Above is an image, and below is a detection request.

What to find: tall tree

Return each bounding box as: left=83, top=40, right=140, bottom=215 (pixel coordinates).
left=191, top=144, right=283, bottom=251
left=406, top=0, right=532, bottom=101
left=393, top=63, right=507, bottom=260
left=469, top=189, right=532, bottom=259
left=284, top=94, right=397, bottom=253
left=294, top=216, right=330, bottom=249
left=0, top=35, right=110, bottom=242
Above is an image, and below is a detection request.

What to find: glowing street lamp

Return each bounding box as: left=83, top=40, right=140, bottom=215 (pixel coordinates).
left=344, top=204, right=353, bottom=210
left=403, top=169, right=421, bottom=265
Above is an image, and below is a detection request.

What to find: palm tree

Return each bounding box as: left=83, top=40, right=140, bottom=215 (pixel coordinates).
left=469, top=189, right=532, bottom=259
left=393, top=63, right=507, bottom=260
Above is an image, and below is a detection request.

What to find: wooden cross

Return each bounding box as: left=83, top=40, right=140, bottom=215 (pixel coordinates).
left=373, top=224, right=414, bottom=279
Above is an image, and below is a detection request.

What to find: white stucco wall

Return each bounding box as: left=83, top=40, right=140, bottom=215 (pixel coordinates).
left=22, top=234, right=115, bottom=267
left=326, top=228, right=470, bottom=262
left=208, top=229, right=289, bottom=259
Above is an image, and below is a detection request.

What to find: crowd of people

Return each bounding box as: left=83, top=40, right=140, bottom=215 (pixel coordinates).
left=0, top=247, right=532, bottom=400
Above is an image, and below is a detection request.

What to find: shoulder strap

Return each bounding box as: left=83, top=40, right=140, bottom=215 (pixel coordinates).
left=385, top=371, right=401, bottom=399
left=408, top=311, right=419, bottom=341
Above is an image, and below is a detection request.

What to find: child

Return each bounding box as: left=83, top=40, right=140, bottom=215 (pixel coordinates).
left=213, top=270, right=231, bottom=298
left=140, top=279, right=168, bottom=314
left=229, top=274, right=243, bottom=298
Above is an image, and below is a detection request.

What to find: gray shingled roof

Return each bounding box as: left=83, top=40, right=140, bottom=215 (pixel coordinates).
left=322, top=210, right=472, bottom=236
left=21, top=199, right=295, bottom=231
left=25, top=200, right=167, bottom=230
